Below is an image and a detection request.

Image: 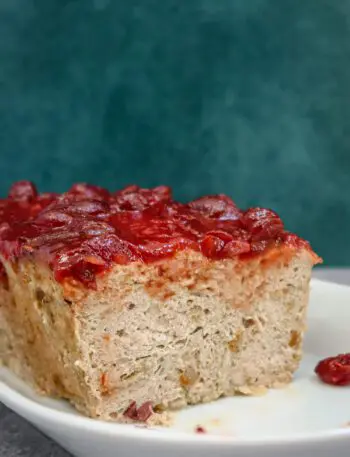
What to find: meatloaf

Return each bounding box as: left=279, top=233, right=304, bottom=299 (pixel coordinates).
left=0, top=181, right=321, bottom=423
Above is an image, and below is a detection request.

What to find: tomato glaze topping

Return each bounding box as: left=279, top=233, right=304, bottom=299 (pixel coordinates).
left=315, top=354, right=350, bottom=386
left=0, top=181, right=315, bottom=287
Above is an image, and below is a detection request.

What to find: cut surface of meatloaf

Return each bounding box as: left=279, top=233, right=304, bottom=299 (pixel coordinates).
left=0, top=181, right=321, bottom=423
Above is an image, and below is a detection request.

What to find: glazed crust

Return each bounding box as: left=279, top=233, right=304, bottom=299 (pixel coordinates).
left=0, top=181, right=319, bottom=288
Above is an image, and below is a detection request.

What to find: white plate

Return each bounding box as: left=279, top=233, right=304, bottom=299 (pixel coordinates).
left=1, top=278, right=350, bottom=457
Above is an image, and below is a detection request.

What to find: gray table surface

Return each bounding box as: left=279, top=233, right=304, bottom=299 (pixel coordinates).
left=1, top=267, right=349, bottom=457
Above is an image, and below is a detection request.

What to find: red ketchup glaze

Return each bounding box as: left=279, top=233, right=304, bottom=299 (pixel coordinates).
left=315, top=354, right=350, bottom=386
left=0, top=181, right=314, bottom=288
left=195, top=425, right=207, bottom=434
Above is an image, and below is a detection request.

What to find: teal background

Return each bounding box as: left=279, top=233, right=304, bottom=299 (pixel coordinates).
left=1, top=0, right=350, bottom=264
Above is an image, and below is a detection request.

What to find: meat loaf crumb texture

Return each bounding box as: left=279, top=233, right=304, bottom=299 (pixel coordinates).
left=0, top=181, right=321, bottom=423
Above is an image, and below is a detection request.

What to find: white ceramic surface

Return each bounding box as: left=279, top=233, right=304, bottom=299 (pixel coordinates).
left=1, top=278, right=350, bottom=457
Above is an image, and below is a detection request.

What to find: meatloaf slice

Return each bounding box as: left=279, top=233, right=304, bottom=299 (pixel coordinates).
left=0, top=181, right=321, bottom=422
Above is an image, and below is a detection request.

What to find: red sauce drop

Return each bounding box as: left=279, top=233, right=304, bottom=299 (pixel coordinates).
left=0, top=181, right=317, bottom=287
left=195, top=425, right=207, bottom=434
left=315, top=354, right=350, bottom=386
